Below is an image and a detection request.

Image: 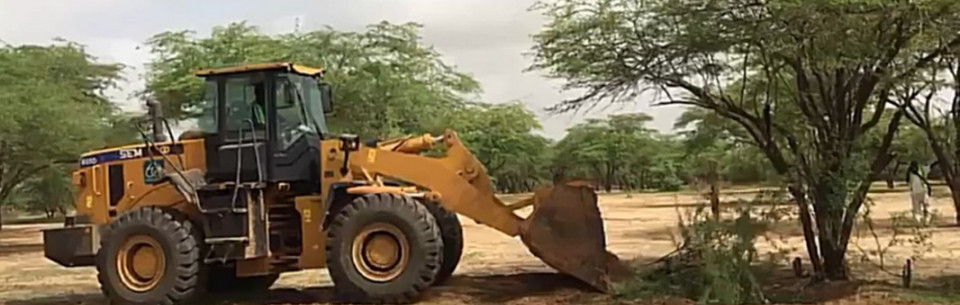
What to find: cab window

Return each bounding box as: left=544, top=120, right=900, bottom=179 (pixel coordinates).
left=275, top=74, right=309, bottom=148
left=223, top=77, right=267, bottom=132
left=197, top=80, right=218, bottom=134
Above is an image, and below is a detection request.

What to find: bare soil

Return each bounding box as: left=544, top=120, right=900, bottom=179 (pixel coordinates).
left=2, top=186, right=958, bottom=305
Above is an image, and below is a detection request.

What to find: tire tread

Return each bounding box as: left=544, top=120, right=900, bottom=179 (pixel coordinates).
left=325, top=193, right=442, bottom=304
left=423, top=202, right=463, bottom=286
left=96, top=207, right=202, bottom=305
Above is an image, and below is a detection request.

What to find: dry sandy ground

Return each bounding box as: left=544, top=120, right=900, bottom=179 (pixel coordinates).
left=1, top=187, right=959, bottom=305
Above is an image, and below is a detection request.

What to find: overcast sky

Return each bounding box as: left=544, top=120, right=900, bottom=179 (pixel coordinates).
left=0, top=0, right=683, bottom=139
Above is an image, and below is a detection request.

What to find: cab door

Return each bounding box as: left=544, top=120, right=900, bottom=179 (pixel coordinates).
left=204, top=72, right=272, bottom=183
left=270, top=73, right=321, bottom=185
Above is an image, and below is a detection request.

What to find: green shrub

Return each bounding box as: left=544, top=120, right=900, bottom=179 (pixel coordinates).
left=616, top=191, right=790, bottom=304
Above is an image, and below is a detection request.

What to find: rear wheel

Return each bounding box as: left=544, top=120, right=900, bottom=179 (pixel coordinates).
left=96, top=207, right=203, bottom=305
left=423, top=202, right=463, bottom=285
left=325, top=193, right=442, bottom=303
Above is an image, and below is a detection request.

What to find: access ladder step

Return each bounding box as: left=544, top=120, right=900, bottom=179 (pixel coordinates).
left=198, top=181, right=267, bottom=192
left=205, top=237, right=248, bottom=244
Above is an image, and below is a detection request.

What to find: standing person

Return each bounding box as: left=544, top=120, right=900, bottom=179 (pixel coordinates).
left=906, top=161, right=932, bottom=225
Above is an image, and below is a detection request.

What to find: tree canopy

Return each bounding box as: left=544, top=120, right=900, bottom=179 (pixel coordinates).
left=142, top=21, right=480, bottom=139
left=530, top=0, right=960, bottom=280
left=0, top=41, right=132, bottom=227
left=552, top=113, right=686, bottom=192
left=439, top=102, right=553, bottom=192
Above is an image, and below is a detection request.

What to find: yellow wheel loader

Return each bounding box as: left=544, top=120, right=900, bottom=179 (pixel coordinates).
left=40, top=62, right=628, bottom=305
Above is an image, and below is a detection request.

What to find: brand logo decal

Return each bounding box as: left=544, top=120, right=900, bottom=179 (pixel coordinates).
left=143, top=159, right=165, bottom=184
left=78, top=144, right=184, bottom=168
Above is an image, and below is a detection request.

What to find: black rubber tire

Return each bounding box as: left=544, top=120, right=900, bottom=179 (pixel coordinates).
left=325, top=193, right=442, bottom=304
left=422, top=201, right=463, bottom=286
left=206, top=264, right=280, bottom=293
left=96, top=207, right=203, bottom=305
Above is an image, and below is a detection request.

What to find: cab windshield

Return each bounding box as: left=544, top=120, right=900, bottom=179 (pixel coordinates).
left=275, top=73, right=328, bottom=147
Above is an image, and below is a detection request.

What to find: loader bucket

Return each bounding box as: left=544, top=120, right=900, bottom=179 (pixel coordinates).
left=517, top=182, right=632, bottom=293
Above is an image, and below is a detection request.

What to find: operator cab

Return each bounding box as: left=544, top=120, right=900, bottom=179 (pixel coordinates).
left=191, top=63, right=333, bottom=190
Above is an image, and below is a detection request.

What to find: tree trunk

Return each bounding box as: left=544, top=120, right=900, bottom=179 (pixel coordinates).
left=604, top=162, right=616, bottom=193
left=709, top=182, right=721, bottom=219
left=638, top=170, right=647, bottom=189
left=788, top=186, right=825, bottom=279
left=886, top=162, right=902, bottom=189
left=950, top=180, right=960, bottom=225
left=811, top=177, right=852, bottom=280
left=820, top=241, right=849, bottom=280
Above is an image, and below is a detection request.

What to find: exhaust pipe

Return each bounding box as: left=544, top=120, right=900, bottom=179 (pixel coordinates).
left=146, top=100, right=166, bottom=142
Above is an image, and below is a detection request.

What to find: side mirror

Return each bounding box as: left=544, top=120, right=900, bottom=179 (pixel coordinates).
left=319, top=83, right=334, bottom=114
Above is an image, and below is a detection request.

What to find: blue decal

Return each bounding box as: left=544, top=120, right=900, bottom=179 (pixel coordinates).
left=80, top=157, right=98, bottom=167
left=144, top=159, right=165, bottom=184
left=77, top=144, right=184, bottom=168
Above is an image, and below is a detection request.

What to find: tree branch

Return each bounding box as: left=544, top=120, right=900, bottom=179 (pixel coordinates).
left=840, top=110, right=903, bottom=252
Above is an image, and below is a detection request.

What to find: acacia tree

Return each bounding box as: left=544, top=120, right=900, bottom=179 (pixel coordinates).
left=142, top=21, right=558, bottom=190
left=16, top=165, right=75, bottom=218
left=0, top=42, right=124, bottom=229
left=865, top=112, right=932, bottom=189
left=894, top=51, right=960, bottom=224
left=674, top=108, right=738, bottom=217
left=530, top=0, right=960, bottom=280
left=552, top=113, right=682, bottom=192
left=439, top=102, right=553, bottom=193
left=143, top=21, right=480, bottom=139
left=674, top=108, right=775, bottom=183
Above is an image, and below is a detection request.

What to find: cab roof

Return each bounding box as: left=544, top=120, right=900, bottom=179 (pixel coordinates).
left=194, top=62, right=325, bottom=77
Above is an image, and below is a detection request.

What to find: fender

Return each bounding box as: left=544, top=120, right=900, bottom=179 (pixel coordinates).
left=320, top=179, right=410, bottom=231
left=320, top=181, right=368, bottom=231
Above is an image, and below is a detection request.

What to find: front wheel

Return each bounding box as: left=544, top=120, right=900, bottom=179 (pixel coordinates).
left=325, top=193, right=442, bottom=303
left=423, top=201, right=463, bottom=286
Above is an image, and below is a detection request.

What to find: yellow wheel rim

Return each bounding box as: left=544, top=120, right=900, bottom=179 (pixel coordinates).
left=351, top=223, right=410, bottom=282
left=116, top=235, right=166, bottom=292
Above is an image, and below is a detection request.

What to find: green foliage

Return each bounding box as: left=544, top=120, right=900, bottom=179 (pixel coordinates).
left=530, top=0, right=960, bottom=279
left=617, top=192, right=792, bottom=304
left=440, top=102, right=552, bottom=193
left=553, top=113, right=684, bottom=192
left=14, top=166, right=75, bottom=218
left=143, top=21, right=480, bottom=139
left=0, top=41, right=127, bottom=211
left=864, top=113, right=934, bottom=184
left=647, top=156, right=684, bottom=192
left=890, top=7, right=960, bottom=224
left=674, top=108, right=776, bottom=186
left=141, top=21, right=564, bottom=192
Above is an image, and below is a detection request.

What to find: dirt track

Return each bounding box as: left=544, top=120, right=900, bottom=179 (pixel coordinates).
left=2, top=188, right=959, bottom=305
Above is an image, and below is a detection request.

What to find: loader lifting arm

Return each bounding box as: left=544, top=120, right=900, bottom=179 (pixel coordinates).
left=344, top=129, right=631, bottom=292
left=357, top=130, right=525, bottom=236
